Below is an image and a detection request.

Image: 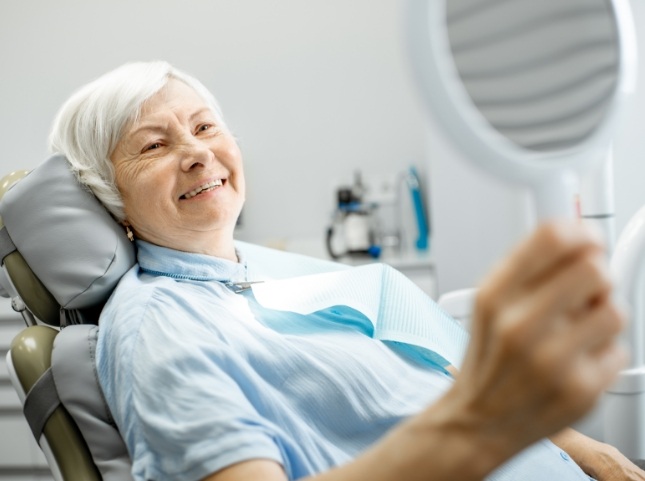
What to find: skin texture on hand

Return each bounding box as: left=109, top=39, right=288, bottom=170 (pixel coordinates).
left=552, top=428, right=645, bottom=481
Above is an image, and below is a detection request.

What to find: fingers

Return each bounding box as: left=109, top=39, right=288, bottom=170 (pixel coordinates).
left=531, top=300, right=626, bottom=393
left=471, top=222, right=612, bottom=359
left=497, top=248, right=613, bottom=341
left=479, top=221, right=605, bottom=312
left=561, top=340, right=628, bottom=418
left=566, top=299, right=627, bottom=399
left=569, top=298, right=626, bottom=353
left=453, top=220, right=627, bottom=454
left=483, top=240, right=624, bottom=388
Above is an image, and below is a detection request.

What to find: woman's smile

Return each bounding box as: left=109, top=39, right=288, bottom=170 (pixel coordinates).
left=180, top=178, right=225, bottom=200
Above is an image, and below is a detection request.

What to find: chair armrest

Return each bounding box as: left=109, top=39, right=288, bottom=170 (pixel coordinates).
left=438, top=288, right=478, bottom=330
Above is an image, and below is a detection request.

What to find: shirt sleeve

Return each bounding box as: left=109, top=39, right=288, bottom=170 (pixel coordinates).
left=124, top=287, right=286, bottom=481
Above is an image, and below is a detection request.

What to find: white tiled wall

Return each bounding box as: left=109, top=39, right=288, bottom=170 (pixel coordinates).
left=0, top=299, right=53, bottom=481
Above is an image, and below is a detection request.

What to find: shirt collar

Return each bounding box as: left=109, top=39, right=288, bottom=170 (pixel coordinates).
left=135, top=240, right=248, bottom=282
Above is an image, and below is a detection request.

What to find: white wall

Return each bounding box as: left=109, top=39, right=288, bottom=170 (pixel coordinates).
left=0, top=0, right=427, bottom=247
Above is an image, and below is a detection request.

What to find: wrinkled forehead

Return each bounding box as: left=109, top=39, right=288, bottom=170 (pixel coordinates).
left=136, top=79, right=212, bottom=123
left=120, top=79, right=220, bottom=140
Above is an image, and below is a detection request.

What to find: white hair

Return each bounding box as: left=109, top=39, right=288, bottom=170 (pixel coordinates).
left=48, top=61, right=225, bottom=221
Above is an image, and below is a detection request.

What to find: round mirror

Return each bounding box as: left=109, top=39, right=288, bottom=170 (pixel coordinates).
left=407, top=0, right=636, bottom=219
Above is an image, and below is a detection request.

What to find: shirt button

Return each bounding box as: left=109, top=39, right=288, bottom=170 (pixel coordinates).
left=560, top=451, right=570, bottom=461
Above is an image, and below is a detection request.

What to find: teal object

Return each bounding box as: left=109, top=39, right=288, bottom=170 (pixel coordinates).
left=406, top=166, right=429, bottom=251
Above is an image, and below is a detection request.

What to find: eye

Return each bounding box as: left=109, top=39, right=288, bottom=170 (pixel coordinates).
left=196, top=124, right=211, bottom=134
left=142, top=142, right=162, bottom=153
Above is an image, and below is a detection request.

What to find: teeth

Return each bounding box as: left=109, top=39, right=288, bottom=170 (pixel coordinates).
left=183, top=179, right=223, bottom=199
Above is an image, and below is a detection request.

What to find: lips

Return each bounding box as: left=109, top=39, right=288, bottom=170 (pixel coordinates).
left=180, top=179, right=223, bottom=199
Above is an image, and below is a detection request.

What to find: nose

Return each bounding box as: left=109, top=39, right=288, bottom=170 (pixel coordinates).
left=179, top=136, right=214, bottom=172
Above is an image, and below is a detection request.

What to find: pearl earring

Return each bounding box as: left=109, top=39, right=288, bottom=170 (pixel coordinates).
left=126, top=225, right=134, bottom=242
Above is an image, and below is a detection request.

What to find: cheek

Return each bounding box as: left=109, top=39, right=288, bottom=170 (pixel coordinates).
left=228, top=145, right=245, bottom=193
left=115, top=164, right=159, bottom=219
left=237, top=163, right=246, bottom=189
left=220, top=136, right=243, bottom=167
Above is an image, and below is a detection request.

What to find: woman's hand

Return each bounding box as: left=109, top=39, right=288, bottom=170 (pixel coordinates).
left=552, top=428, right=645, bottom=481
left=443, top=221, right=627, bottom=466
left=587, top=446, right=645, bottom=481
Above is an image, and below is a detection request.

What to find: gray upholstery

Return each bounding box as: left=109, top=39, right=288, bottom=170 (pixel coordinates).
left=0, top=154, right=135, bottom=310
left=9, top=325, right=102, bottom=481
left=0, top=155, right=135, bottom=480
left=23, top=367, right=60, bottom=440
left=52, top=325, right=134, bottom=481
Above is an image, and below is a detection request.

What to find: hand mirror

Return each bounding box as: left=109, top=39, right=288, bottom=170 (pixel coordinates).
left=407, top=0, right=636, bottom=219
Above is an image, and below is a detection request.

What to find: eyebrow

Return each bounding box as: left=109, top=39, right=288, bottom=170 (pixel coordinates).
left=126, top=107, right=217, bottom=140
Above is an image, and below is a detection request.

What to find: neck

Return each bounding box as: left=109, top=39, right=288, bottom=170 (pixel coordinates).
left=139, top=229, right=238, bottom=261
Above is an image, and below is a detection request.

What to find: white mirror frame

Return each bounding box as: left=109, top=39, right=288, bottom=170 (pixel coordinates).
left=406, top=0, right=637, bottom=218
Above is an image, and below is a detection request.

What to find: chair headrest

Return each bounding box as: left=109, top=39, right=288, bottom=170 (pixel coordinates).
left=0, top=155, right=136, bottom=324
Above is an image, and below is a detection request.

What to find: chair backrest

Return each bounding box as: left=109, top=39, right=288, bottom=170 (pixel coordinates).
left=0, top=155, right=136, bottom=326
left=437, top=288, right=477, bottom=331
left=0, top=155, right=137, bottom=481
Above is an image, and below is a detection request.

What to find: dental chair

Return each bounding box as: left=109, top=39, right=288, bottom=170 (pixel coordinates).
left=0, top=154, right=350, bottom=481
left=0, top=155, right=137, bottom=481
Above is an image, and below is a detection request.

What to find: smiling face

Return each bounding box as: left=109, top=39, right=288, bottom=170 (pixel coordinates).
left=110, top=79, right=245, bottom=260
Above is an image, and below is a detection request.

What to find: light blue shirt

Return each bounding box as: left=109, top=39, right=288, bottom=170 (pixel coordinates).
left=96, top=241, right=593, bottom=481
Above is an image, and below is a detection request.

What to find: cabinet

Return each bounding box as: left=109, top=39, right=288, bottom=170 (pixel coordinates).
left=375, top=251, right=436, bottom=299
left=277, top=238, right=437, bottom=299
left=325, top=250, right=436, bottom=299
left=0, top=299, right=53, bottom=481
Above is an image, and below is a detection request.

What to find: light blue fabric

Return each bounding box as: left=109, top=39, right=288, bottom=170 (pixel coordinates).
left=96, top=240, right=593, bottom=481
left=250, top=263, right=469, bottom=370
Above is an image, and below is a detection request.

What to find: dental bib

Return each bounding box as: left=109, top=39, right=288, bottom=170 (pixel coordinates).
left=249, top=263, right=469, bottom=369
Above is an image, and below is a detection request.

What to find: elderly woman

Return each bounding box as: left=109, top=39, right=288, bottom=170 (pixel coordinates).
left=48, top=61, right=641, bottom=481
